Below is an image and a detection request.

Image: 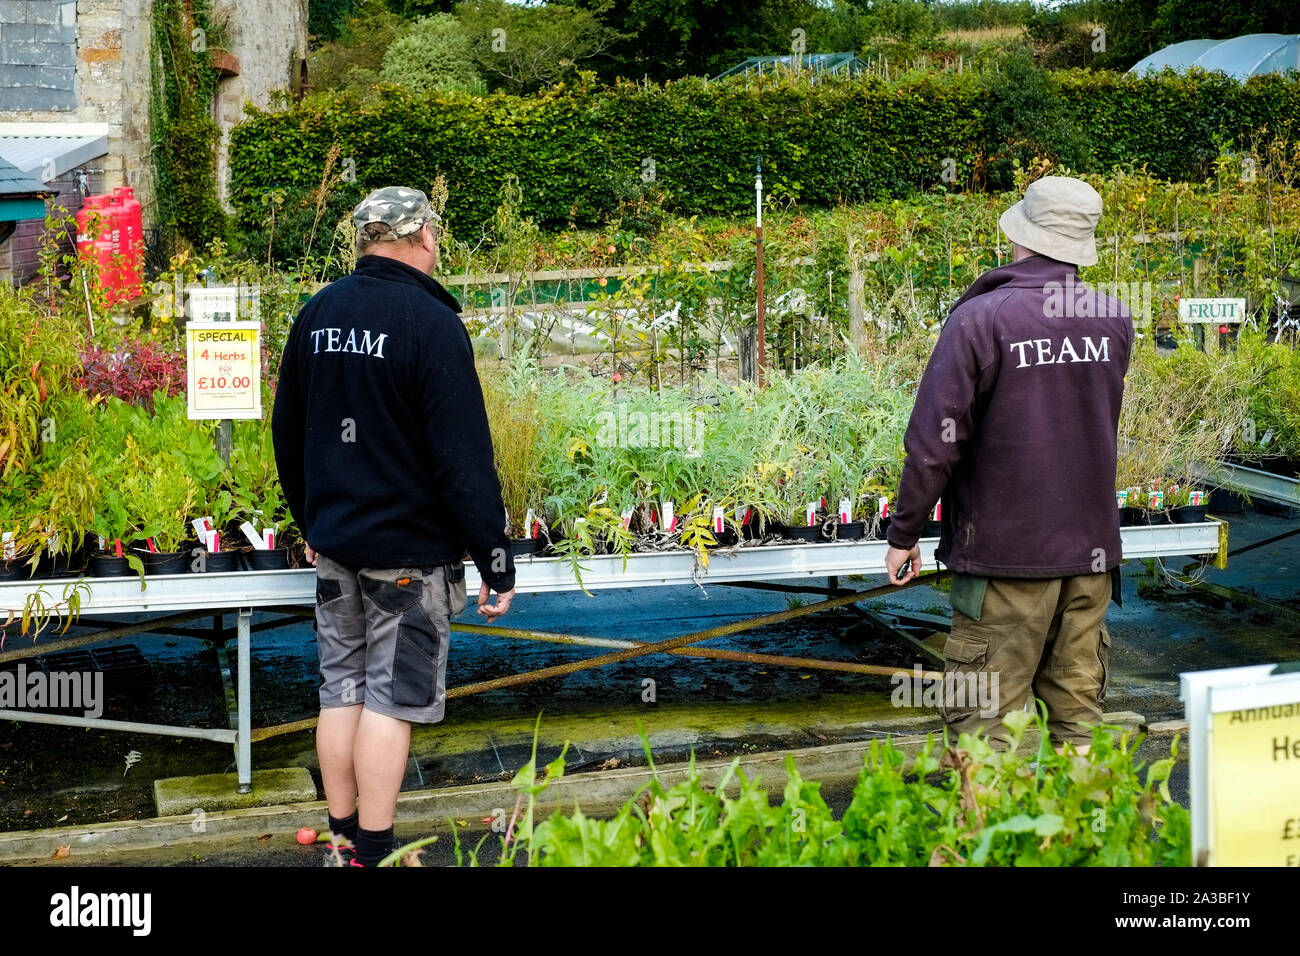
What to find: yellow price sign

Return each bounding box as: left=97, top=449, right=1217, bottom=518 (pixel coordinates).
left=186, top=321, right=262, bottom=420
left=1210, top=702, right=1300, bottom=866
left=1184, top=664, right=1300, bottom=866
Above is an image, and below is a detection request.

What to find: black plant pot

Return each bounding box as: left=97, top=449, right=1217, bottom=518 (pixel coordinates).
left=1118, top=507, right=1144, bottom=527
left=0, top=557, right=37, bottom=581
left=712, top=529, right=739, bottom=547
left=509, top=538, right=540, bottom=558
left=247, top=548, right=290, bottom=571
left=781, top=523, right=825, bottom=544
left=741, top=518, right=765, bottom=540
left=922, top=520, right=942, bottom=538
left=1170, top=505, right=1209, bottom=524
left=138, top=550, right=189, bottom=575
left=835, top=521, right=866, bottom=541
left=199, top=550, right=240, bottom=572
left=1143, top=510, right=1173, bottom=525
left=870, top=516, right=893, bottom=541
left=39, top=550, right=86, bottom=578
left=90, top=552, right=134, bottom=577
left=1208, top=488, right=1246, bottom=513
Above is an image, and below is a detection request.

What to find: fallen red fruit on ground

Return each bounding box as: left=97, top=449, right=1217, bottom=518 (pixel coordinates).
left=296, top=827, right=317, bottom=845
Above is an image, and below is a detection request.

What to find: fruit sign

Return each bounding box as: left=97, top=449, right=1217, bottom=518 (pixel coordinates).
left=185, top=321, right=262, bottom=420
left=1177, top=297, right=1246, bottom=324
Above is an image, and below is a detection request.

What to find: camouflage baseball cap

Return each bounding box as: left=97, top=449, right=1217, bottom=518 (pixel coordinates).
left=352, top=186, right=441, bottom=242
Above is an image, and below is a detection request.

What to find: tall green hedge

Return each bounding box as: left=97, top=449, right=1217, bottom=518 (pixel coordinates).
left=228, top=69, right=1300, bottom=260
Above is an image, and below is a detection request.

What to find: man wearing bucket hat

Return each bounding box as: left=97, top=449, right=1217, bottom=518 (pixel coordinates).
left=883, top=176, right=1134, bottom=754
left=273, top=186, right=517, bottom=866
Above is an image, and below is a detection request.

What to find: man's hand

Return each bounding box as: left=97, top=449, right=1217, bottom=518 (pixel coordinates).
left=884, top=545, right=921, bottom=585
left=304, top=543, right=318, bottom=566
left=477, top=582, right=515, bottom=623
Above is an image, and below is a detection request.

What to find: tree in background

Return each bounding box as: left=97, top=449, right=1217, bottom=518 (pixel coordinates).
left=382, top=12, right=486, bottom=93
left=977, top=52, right=1092, bottom=189
left=458, top=0, right=620, bottom=93
left=1075, top=0, right=1300, bottom=69
left=932, top=0, right=1035, bottom=32
left=309, top=0, right=406, bottom=95
left=850, top=0, right=941, bottom=45
left=551, top=0, right=812, bottom=80
left=309, top=0, right=364, bottom=41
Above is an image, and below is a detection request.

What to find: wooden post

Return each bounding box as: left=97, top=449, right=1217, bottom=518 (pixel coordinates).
left=755, top=157, right=766, bottom=387
left=739, top=326, right=757, bottom=384
left=847, top=239, right=867, bottom=353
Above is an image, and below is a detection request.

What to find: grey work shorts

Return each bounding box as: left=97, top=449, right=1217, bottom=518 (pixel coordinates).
left=314, top=553, right=468, bottom=723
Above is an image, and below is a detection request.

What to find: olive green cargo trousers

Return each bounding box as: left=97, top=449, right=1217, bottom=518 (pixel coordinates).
left=940, top=571, right=1115, bottom=749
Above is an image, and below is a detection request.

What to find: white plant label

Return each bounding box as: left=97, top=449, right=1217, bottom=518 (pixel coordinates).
left=838, top=498, right=852, bottom=524
left=239, top=521, right=267, bottom=550
left=3, top=532, right=15, bottom=560
left=661, top=501, right=675, bottom=533
left=712, top=506, right=725, bottom=533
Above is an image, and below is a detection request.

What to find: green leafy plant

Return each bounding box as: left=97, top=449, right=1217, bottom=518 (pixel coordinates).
left=462, top=707, right=1188, bottom=867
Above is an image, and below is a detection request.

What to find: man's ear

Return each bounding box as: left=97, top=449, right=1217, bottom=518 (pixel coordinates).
left=423, top=222, right=439, bottom=254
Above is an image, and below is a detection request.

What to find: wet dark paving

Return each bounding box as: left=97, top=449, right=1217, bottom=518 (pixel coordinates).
left=0, top=509, right=1295, bottom=837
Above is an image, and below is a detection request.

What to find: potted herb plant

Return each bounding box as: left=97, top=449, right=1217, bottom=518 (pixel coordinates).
left=1167, top=485, right=1210, bottom=524
left=88, top=483, right=145, bottom=578
left=192, top=488, right=241, bottom=572
left=227, top=421, right=294, bottom=569
left=131, top=448, right=199, bottom=575
left=28, top=444, right=98, bottom=578
left=0, top=475, right=37, bottom=580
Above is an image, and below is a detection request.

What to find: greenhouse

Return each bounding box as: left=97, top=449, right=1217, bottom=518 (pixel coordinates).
left=1130, top=34, right=1300, bottom=80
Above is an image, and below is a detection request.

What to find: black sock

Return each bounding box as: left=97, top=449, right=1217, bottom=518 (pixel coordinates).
left=327, top=810, right=359, bottom=844
left=355, top=825, right=395, bottom=867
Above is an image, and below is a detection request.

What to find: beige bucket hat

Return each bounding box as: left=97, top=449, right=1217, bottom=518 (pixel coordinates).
left=998, top=176, right=1103, bottom=267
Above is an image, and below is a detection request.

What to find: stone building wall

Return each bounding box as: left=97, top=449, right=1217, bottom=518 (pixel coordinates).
left=0, top=0, right=306, bottom=225
left=211, top=0, right=308, bottom=206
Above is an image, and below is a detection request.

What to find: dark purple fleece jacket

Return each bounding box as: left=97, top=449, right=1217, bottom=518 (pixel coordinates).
left=886, top=254, right=1134, bottom=577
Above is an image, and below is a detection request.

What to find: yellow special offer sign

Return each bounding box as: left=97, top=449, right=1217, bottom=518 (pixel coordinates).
left=186, top=321, right=262, bottom=420
left=1182, top=664, right=1300, bottom=866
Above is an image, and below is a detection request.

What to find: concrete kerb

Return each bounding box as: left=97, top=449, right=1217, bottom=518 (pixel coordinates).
left=0, top=711, right=1169, bottom=864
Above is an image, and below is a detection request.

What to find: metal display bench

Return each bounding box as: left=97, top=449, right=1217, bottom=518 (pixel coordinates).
left=0, top=522, right=1228, bottom=794
left=1191, top=460, right=1300, bottom=508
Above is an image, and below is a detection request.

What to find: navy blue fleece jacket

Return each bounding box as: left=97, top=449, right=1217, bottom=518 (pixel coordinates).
left=271, top=255, right=515, bottom=591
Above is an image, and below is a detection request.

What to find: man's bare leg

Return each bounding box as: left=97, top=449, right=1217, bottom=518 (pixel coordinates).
left=317, top=704, right=363, bottom=818
left=355, top=707, right=411, bottom=829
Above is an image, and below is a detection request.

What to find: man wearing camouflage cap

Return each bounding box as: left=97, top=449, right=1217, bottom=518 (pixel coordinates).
left=273, top=186, right=517, bottom=866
